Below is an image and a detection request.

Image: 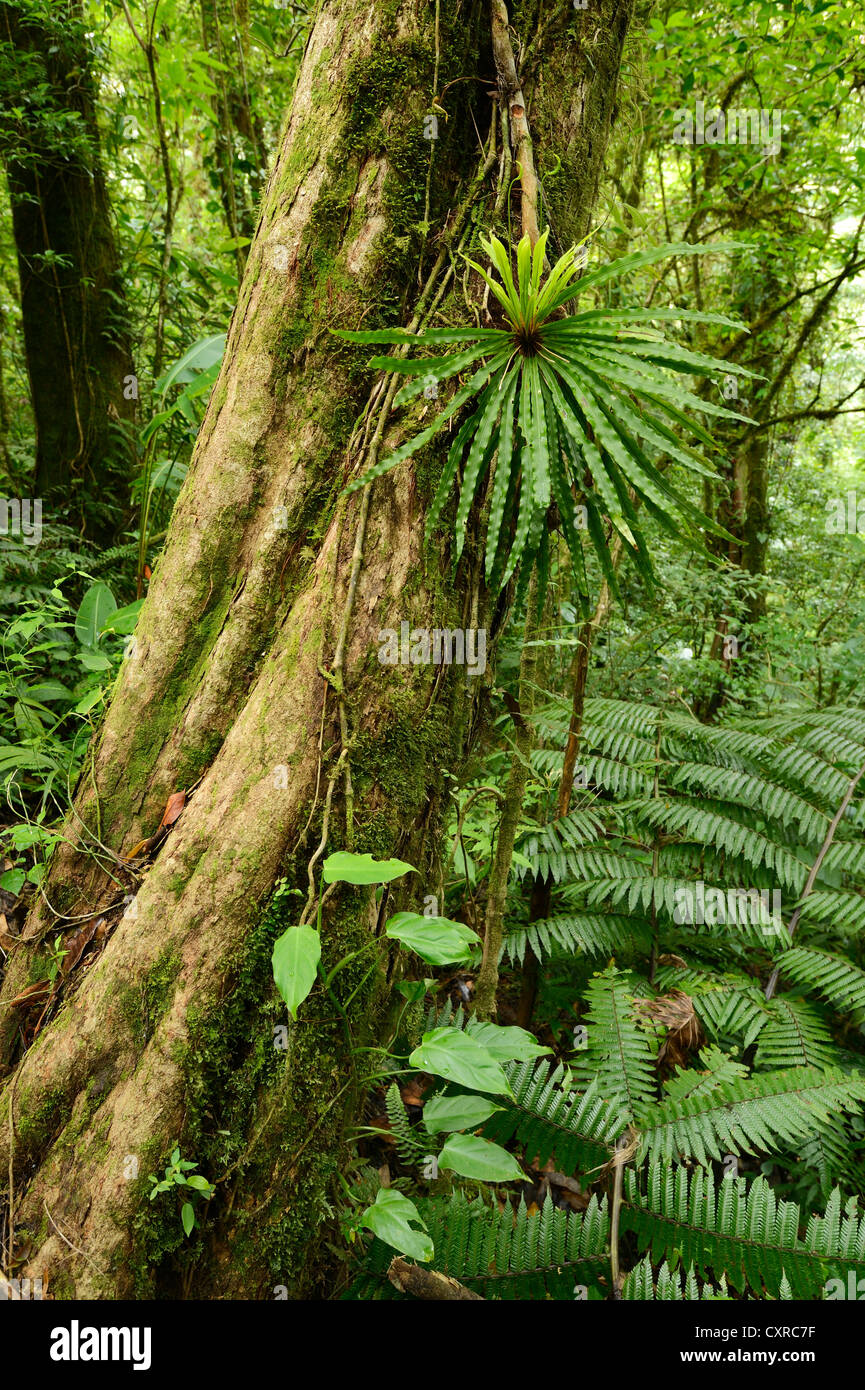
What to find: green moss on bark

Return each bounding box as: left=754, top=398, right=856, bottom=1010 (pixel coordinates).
left=118, top=946, right=183, bottom=1050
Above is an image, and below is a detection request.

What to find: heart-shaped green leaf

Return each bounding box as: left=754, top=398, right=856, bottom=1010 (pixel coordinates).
left=437, top=1133, right=524, bottom=1182
left=272, top=925, right=321, bottom=1018
left=385, top=911, right=481, bottom=965
left=358, top=1188, right=433, bottom=1263
left=466, top=1020, right=553, bottom=1062
left=396, top=978, right=434, bottom=1003
left=322, top=852, right=416, bottom=885
left=422, top=1092, right=503, bottom=1135
left=409, top=1028, right=511, bottom=1095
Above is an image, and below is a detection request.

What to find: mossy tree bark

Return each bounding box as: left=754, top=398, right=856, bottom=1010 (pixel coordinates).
left=0, top=0, right=633, bottom=1299
left=0, top=0, right=136, bottom=543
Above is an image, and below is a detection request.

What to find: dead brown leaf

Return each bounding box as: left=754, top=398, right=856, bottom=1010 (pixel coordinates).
left=634, top=989, right=703, bottom=1070
left=8, top=979, right=52, bottom=1008
left=59, top=918, right=100, bottom=978
left=157, top=791, right=186, bottom=831
left=123, top=791, right=187, bottom=862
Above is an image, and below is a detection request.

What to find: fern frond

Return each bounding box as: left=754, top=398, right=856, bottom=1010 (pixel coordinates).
left=572, top=967, right=659, bottom=1119
left=773, top=946, right=865, bottom=1023
left=753, top=998, right=839, bottom=1071
left=503, top=912, right=653, bottom=965
left=662, top=1046, right=749, bottom=1102
left=384, top=1083, right=431, bottom=1165
left=654, top=963, right=768, bottom=1046
left=514, top=807, right=607, bottom=883
left=480, top=1067, right=623, bottom=1174
left=631, top=798, right=808, bottom=892
left=350, top=1192, right=611, bottom=1299
left=797, top=889, right=865, bottom=933
left=636, top=1067, right=865, bottom=1166
left=622, top=1254, right=729, bottom=1300
left=623, top=1168, right=865, bottom=1298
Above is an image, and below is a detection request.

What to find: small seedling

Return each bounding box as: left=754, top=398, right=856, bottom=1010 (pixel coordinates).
left=148, top=1148, right=215, bottom=1237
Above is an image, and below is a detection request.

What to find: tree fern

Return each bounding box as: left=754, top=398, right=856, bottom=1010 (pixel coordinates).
left=773, top=946, right=865, bottom=1024
left=753, top=997, right=840, bottom=1071
left=504, top=911, right=653, bottom=966
left=653, top=963, right=769, bottom=1047
left=660, top=1045, right=749, bottom=1102
left=479, top=1064, right=624, bottom=1173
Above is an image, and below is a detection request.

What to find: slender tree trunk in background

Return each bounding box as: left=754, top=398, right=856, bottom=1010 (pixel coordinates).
left=0, top=1, right=136, bottom=543
left=739, top=427, right=770, bottom=623
left=699, top=266, right=785, bottom=718
left=200, top=0, right=252, bottom=274
left=0, top=0, right=633, bottom=1299
left=516, top=551, right=619, bottom=1029
left=0, top=298, right=13, bottom=469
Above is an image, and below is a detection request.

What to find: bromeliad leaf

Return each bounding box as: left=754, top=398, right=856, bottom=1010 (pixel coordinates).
left=336, top=230, right=755, bottom=602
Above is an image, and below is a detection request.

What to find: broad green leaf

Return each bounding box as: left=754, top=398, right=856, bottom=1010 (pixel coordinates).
left=437, top=1133, right=524, bottom=1182
left=156, top=333, right=225, bottom=396
left=185, top=1174, right=213, bottom=1193
left=0, top=868, right=26, bottom=896
left=358, top=1188, right=433, bottom=1263
left=24, top=680, right=70, bottom=704
left=387, top=343, right=496, bottom=406
left=74, top=583, right=116, bottom=649
left=78, top=650, right=112, bottom=672
left=425, top=407, right=483, bottom=542
left=396, top=978, right=434, bottom=1002
left=342, top=351, right=511, bottom=497
left=422, top=1092, right=503, bottom=1134
left=526, top=358, right=551, bottom=510
left=409, top=1028, right=512, bottom=1095
left=100, top=600, right=144, bottom=637
left=271, top=925, right=321, bottom=1018
left=0, top=747, right=60, bottom=772
left=618, top=338, right=755, bottom=377
left=322, top=852, right=416, bottom=885
left=454, top=378, right=510, bottom=557
left=73, top=688, right=106, bottom=716
left=335, top=326, right=500, bottom=346
left=571, top=241, right=747, bottom=299
left=8, top=824, right=56, bottom=850
left=499, top=453, right=538, bottom=588
left=570, top=306, right=747, bottom=331
left=181, top=1202, right=194, bottom=1237
left=465, top=1020, right=553, bottom=1062
left=484, top=371, right=519, bottom=580
left=385, top=911, right=480, bottom=965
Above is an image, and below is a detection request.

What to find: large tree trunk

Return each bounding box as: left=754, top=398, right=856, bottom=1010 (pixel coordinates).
left=0, top=0, right=633, bottom=1300
left=0, top=1, right=136, bottom=543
